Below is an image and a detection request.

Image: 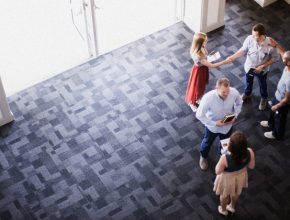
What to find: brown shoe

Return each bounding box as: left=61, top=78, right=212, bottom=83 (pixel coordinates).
left=259, top=99, right=267, bottom=110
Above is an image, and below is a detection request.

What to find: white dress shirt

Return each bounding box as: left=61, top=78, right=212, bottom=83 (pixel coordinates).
left=196, top=87, right=243, bottom=134
left=241, top=35, right=279, bottom=73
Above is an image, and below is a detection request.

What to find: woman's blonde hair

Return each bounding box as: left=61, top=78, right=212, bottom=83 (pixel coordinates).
left=190, top=32, right=207, bottom=58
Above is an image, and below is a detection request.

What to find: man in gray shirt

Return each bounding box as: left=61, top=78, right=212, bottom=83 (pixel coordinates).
left=228, top=23, right=279, bottom=110
left=260, top=51, right=290, bottom=139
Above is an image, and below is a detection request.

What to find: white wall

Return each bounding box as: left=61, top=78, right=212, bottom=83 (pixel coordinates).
left=182, top=0, right=225, bottom=33
left=183, top=0, right=202, bottom=32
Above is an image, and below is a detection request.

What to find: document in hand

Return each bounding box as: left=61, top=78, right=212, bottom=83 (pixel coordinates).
left=207, top=51, right=221, bottom=62
left=220, top=138, right=230, bottom=154
left=222, top=113, right=235, bottom=123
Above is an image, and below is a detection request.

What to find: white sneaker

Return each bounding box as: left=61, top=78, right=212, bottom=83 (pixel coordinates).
left=264, top=131, right=276, bottom=139
left=260, top=121, right=269, bottom=128
left=259, top=99, right=267, bottom=110
left=199, top=156, right=208, bottom=170
left=218, top=206, right=228, bottom=216
left=226, top=204, right=235, bottom=213
left=189, top=104, right=198, bottom=112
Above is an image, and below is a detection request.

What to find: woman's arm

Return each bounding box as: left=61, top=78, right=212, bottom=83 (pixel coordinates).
left=247, top=148, right=255, bottom=169
left=200, top=58, right=230, bottom=68
left=215, top=155, right=227, bottom=175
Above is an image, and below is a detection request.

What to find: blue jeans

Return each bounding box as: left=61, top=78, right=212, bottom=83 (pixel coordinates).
left=268, top=97, right=290, bottom=139
left=200, top=127, right=232, bottom=158
left=245, top=69, right=268, bottom=99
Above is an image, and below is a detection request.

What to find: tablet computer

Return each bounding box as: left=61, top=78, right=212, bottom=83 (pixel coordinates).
left=222, top=113, right=235, bottom=123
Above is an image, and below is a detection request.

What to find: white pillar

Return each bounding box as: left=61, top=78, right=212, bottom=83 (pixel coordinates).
left=182, top=0, right=226, bottom=33
left=254, top=0, right=277, bottom=7
left=0, top=76, right=14, bottom=126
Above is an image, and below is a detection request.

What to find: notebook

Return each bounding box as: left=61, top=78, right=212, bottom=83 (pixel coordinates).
left=222, top=113, right=235, bottom=123
left=220, top=138, right=230, bottom=155
left=208, top=51, right=221, bottom=62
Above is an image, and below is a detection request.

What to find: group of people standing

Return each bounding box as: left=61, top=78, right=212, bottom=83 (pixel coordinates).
left=185, top=23, right=290, bottom=216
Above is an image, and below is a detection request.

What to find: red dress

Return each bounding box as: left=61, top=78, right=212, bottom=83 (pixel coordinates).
left=185, top=64, right=209, bottom=105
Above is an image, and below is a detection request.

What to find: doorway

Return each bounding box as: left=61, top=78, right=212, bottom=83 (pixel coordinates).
left=94, top=0, right=177, bottom=54
left=0, top=0, right=89, bottom=96
left=0, top=0, right=178, bottom=96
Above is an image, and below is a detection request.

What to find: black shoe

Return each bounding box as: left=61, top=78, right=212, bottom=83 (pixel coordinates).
left=241, top=94, right=251, bottom=101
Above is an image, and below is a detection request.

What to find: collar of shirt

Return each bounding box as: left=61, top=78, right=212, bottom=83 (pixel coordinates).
left=256, top=35, right=267, bottom=47
left=214, top=91, right=227, bottom=101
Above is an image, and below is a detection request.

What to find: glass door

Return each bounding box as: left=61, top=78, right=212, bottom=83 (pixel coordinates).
left=0, top=0, right=92, bottom=96
left=70, top=0, right=179, bottom=57
left=70, top=0, right=99, bottom=57
left=93, top=0, right=178, bottom=54
left=0, top=0, right=179, bottom=96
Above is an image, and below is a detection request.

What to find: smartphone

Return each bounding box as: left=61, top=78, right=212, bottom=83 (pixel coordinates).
left=248, top=68, right=256, bottom=76
left=249, top=68, right=264, bottom=76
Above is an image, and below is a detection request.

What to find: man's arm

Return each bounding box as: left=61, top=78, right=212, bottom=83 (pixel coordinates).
left=228, top=48, right=244, bottom=62
left=255, top=58, right=275, bottom=73
left=196, top=98, right=216, bottom=127
left=268, top=37, right=285, bottom=59
left=228, top=36, right=249, bottom=62
left=256, top=40, right=280, bottom=73
left=234, top=90, right=243, bottom=116
left=271, top=91, right=290, bottom=112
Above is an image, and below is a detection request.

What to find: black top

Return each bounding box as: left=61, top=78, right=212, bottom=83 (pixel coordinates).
left=224, top=149, right=251, bottom=172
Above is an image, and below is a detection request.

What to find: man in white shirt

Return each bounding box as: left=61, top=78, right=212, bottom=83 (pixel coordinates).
left=260, top=51, right=290, bottom=139
left=196, top=78, right=243, bottom=170
left=228, top=23, right=279, bottom=110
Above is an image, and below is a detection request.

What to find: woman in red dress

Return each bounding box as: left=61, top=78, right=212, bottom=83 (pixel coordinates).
left=185, top=32, right=230, bottom=112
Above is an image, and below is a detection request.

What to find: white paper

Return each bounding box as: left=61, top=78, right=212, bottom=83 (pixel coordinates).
left=207, top=51, right=221, bottom=62
left=220, top=138, right=230, bottom=154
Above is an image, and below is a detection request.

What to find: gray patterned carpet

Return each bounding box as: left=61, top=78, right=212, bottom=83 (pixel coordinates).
left=1, top=0, right=290, bottom=219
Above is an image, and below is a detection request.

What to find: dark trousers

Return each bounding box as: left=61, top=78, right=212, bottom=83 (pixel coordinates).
left=268, top=97, right=290, bottom=139
left=245, top=69, right=268, bottom=99
left=200, top=127, right=232, bottom=158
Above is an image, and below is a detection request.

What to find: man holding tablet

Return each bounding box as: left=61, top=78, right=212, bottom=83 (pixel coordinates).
left=196, top=78, right=243, bottom=170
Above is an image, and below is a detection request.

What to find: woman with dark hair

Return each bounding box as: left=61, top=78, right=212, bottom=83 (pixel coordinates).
left=213, top=131, right=255, bottom=216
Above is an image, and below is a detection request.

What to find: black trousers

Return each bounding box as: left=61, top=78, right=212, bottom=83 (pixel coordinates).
left=268, top=97, right=290, bottom=139
left=245, top=69, right=268, bottom=99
